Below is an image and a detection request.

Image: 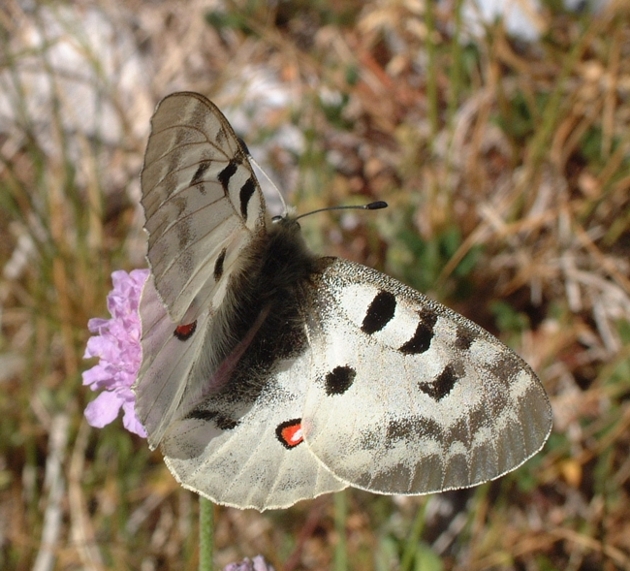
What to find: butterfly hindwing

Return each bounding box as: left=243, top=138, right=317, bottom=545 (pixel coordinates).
left=302, top=259, right=552, bottom=494
left=135, top=273, right=213, bottom=447
left=159, top=349, right=347, bottom=510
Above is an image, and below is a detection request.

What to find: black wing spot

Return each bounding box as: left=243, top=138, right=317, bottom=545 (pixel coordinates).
left=325, top=366, right=356, bottom=396
left=214, top=248, right=227, bottom=281
left=455, top=326, right=475, bottom=351
left=239, top=178, right=256, bottom=219
left=174, top=321, right=197, bottom=341
left=419, top=364, right=460, bottom=401
left=399, top=310, right=437, bottom=355
left=190, top=161, right=211, bottom=186
left=186, top=410, right=239, bottom=431
left=487, top=354, right=522, bottom=387
left=218, top=160, right=238, bottom=194
left=361, top=290, right=397, bottom=334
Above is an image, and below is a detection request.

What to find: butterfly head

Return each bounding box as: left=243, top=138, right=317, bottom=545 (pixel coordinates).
left=268, top=213, right=304, bottom=240
left=271, top=213, right=297, bottom=225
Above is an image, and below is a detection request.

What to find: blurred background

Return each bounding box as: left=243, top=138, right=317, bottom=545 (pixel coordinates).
left=1, top=0, right=629, bottom=569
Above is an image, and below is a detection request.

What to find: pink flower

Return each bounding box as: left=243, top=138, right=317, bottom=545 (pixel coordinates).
left=82, top=269, right=149, bottom=437
left=223, top=556, right=275, bottom=571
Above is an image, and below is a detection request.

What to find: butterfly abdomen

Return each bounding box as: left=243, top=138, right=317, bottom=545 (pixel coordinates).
left=193, top=219, right=328, bottom=405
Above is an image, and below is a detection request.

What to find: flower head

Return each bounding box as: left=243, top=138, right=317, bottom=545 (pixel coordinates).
left=82, top=269, right=149, bottom=437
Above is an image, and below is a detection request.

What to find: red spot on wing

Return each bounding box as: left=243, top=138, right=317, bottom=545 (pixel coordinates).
left=276, top=419, right=303, bottom=449
left=174, top=321, right=197, bottom=341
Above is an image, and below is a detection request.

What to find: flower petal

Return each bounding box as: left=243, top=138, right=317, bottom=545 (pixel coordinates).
left=82, top=270, right=150, bottom=437
left=84, top=390, right=125, bottom=428
left=122, top=400, right=148, bottom=437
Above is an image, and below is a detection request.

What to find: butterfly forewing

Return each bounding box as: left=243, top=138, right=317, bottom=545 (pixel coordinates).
left=141, top=92, right=266, bottom=323
left=302, top=260, right=552, bottom=494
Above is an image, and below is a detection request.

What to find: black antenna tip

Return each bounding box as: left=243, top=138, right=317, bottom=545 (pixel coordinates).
left=365, top=201, right=388, bottom=210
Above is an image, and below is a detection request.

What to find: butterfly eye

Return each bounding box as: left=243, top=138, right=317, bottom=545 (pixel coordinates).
left=271, top=215, right=283, bottom=223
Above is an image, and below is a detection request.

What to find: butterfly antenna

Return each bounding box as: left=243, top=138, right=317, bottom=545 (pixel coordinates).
left=246, top=153, right=289, bottom=216
left=294, top=200, right=387, bottom=222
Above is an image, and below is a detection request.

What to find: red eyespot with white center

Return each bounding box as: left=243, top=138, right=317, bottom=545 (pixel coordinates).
left=174, top=321, right=197, bottom=341
left=276, top=419, right=303, bottom=449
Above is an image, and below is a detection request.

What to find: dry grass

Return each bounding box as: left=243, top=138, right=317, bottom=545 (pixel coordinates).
left=1, top=0, right=630, bottom=569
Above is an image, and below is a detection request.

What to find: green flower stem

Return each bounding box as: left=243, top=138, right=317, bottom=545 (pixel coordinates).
left=199, top=496, right=214, bottom=571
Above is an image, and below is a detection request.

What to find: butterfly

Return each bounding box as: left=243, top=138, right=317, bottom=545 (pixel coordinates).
left=133, top=92, right=552, bottom=511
